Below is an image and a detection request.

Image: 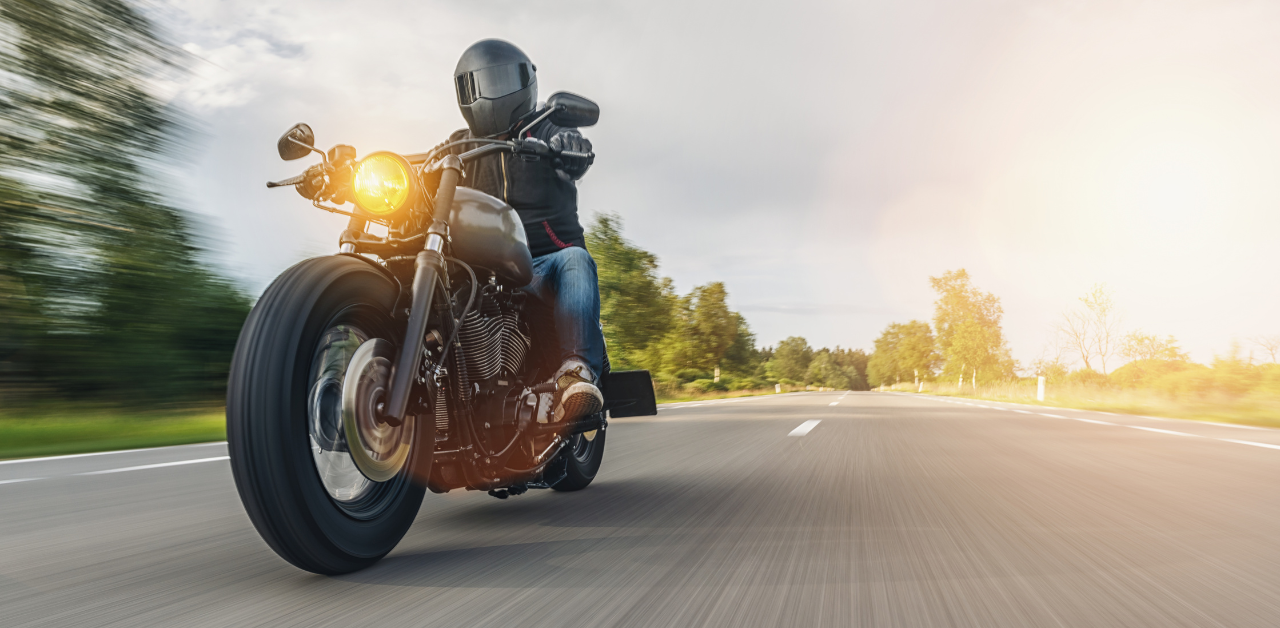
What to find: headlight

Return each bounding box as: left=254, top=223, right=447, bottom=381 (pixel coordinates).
left=352, top=152, right=416, bottom=216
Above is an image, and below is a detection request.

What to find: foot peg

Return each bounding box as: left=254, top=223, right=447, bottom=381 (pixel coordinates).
left=487, top=483, right=528, bottom=500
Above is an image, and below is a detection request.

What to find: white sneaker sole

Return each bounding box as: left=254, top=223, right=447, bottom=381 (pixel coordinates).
left=556, top=382, right=603, bottom=422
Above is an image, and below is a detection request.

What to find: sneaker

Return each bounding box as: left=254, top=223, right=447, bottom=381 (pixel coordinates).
left=553, top=359, right=603, bottom=422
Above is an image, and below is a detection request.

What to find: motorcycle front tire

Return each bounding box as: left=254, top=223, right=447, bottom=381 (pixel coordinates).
left=226, top=255, right=426, bottom=575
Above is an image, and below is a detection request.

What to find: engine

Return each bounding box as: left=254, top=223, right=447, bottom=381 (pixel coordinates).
left=456, top=286, right=530, bottom=384
left=434, top=284, right=531, bottom=433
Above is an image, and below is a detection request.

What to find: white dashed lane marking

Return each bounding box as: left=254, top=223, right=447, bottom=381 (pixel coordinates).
left=788, top=420, right=821, bottom=437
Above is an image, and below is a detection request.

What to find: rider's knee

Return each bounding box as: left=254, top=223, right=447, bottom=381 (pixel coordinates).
left=559, top=246, right=596, bottom=272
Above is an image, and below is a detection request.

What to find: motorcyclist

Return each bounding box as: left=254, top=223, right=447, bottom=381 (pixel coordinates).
left=441, top=39, right=603, bottom=422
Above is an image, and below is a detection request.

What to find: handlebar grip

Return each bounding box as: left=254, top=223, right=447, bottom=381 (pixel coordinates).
left=266, top=174, right=306, bottom=188
left=558, top=150, right=593, bottom=160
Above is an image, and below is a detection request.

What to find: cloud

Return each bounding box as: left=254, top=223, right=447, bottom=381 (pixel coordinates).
left=155, top=0, right=1280, bottom=362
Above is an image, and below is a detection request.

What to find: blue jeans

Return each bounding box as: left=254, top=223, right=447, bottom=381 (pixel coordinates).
left=525, top=246, right=605, bottom=379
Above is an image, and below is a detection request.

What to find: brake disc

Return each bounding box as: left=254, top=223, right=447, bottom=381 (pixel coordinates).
left=342, top=338, right=415, bottom=482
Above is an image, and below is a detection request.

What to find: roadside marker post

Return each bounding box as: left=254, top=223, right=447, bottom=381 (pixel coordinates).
left=1037, top=376, right=1045, bottom=402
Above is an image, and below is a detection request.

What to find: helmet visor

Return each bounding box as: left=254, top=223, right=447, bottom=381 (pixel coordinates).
left=456, top=63, right=534, bottom=106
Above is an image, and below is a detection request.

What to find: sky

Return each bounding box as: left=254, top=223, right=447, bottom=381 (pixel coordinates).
left=159, top=0, right=1280, bottom=368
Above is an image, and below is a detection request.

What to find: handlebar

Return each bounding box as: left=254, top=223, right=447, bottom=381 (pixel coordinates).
left=265, top=173, right=307, bottom=188
left=267, top=139, right=593, bottom=191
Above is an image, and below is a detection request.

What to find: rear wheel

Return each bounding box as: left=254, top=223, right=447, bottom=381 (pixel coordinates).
left=227, top=256, right=427, bottom=574
left=551, top=422, right=606, bottom=492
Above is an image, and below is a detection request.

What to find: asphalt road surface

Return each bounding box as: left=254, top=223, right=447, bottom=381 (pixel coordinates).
left=3, top=391, right=1280, bottom=627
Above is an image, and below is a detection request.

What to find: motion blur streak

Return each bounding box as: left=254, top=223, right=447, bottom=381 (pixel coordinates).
left=4, top=392, right=1280, bottom=627
left=0, top=1, right=248, bottom=407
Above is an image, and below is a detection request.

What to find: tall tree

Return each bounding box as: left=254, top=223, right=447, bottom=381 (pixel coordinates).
left=1054, top=284, right=1122, bottom=374
left=929, top=269, right=1012, bottom=383
left=586, top=214, right=674, bottom=370
left=866, top=320, right=938, bottom=387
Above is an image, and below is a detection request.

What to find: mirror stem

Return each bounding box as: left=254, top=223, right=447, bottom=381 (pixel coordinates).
left=287, top=137, right=329, bottom=164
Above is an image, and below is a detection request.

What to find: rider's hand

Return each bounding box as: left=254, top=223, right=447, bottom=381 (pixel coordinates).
left=549, top=130, right=593, bottom=180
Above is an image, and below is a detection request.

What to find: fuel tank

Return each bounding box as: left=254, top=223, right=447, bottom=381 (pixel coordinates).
left=448, top=187, right=534, bottom=287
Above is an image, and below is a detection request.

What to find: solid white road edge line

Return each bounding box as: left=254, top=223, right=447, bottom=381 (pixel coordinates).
left=78, top=456, right=230, bottom=476
left=0, top=441, right=227, bottom=466
left=1126, top=426, right=1196, bottom=437
left=1218, top=439, right=1280, bottom=451
left=788, top=420, right=821, bottom=437
left=829, top=402, right=839, bottom=406
left=0, top=477, right=44, bottom=485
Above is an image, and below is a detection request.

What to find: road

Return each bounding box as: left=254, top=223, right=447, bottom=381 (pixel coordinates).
left=3, top=391, right=1280, bottom=627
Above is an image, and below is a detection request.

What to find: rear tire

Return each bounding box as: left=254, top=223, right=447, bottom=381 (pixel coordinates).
left=551, top=422, right=606, bottom=492
left=227, top=256, right=426, bottom=575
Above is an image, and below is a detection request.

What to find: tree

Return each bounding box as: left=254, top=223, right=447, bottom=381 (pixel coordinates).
left=685, top=282, right=738, bottom=370
left=866, top=320, right=938, bottom=387
left=1055, top=284, right=1122, bottom=374
left=929, top=269, right=1012, bottom=384
left=771, top=337, right=813, bottom=382
left=1120, top=332, right=1188, bottom=363
left=587, top=214, right=674, bottom=370
left=719, top=313, right=762, bottom=376
left=1252, top=335, right=1280, bottom=363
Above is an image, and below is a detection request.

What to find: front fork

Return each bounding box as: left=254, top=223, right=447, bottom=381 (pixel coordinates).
left=357, top=155, right=463, bottom=424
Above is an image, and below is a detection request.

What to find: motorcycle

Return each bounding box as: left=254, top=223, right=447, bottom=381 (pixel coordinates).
left=226, top=92, right=656, bottom=575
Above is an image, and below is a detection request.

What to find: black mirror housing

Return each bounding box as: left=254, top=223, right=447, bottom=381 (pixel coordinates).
left=277, top=123, right=315, bottom=161
left=547, top=92, right=599, bottom=128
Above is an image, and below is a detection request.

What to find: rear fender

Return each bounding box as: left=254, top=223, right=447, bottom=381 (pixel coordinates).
left=601, top=370, right=656, bottom=418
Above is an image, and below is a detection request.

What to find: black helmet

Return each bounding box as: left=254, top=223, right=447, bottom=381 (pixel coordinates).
left=454, top=39, right=538, bottom=137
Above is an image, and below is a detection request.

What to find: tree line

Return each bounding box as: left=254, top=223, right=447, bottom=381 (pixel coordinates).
left=588, top=215, right=869, bottom=393
left=865, top=269, right=1280, bottom=401
left=1, top=1, right=250, bottom=406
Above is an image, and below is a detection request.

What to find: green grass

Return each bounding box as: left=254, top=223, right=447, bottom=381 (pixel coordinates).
left=0, top=407, right=226, bottom=460
left=893, top=382, right=1280, bottom=429
left=654, top=387, right=816, bottom=404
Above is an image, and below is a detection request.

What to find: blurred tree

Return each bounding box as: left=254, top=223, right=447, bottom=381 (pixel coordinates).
left=586, top=214, right=674, bottom=370
left=0, top=0, right=250, bottom=403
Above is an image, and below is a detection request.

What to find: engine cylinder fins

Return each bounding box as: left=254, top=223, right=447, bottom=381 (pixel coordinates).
left=434, top=384, right=449, bottom=434
left=456, top=293, right=532, bottom=385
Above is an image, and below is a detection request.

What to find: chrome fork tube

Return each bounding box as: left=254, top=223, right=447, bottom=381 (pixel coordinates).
left=383, top=156, right=462, bottom=423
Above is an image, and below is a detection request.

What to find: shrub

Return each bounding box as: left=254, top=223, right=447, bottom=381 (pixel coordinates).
left=1065, top=368, right=1110, bottom=388
left=684, top=379, right=727, bottom=393
left=674, top=369, right=711, bottom=384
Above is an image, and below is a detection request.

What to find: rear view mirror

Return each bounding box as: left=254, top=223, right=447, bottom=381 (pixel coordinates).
left=547, top=92, right=599, bottom=128
left=277, top=123, right=316, bottom=161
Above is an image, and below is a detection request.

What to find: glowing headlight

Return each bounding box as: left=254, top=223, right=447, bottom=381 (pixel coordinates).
left=352, top=152, right=415, bottom=216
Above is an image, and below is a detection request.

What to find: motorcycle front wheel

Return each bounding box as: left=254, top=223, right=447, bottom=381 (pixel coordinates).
left=227, top=255, right=426, bottom=575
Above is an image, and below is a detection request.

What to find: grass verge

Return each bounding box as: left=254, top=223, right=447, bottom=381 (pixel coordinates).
left=891, top=382, right=1280, bottom=429
left=0, top=407, right=226, bottom=460
left=654, top=388, right=814, bottom=404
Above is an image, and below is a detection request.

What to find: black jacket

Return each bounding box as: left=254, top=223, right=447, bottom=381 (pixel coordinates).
left=445, top=120, right=586, bottom=258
